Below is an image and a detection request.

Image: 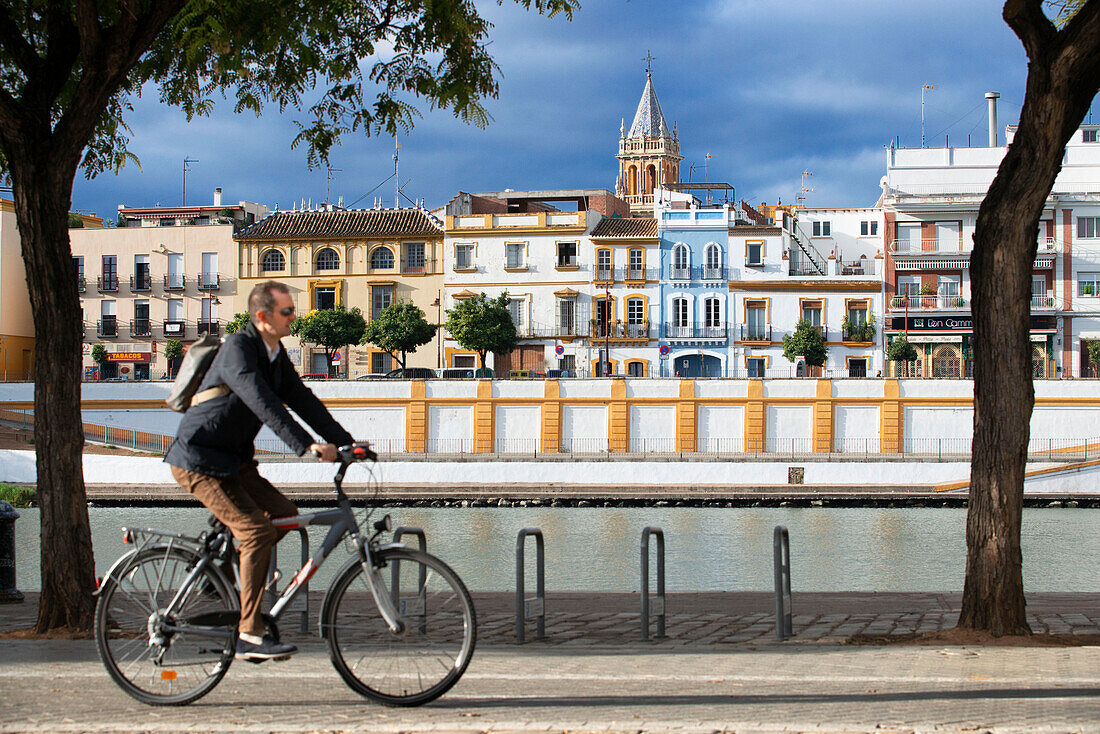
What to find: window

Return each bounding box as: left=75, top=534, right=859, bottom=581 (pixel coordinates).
left=673, top=244, right=689, bottom=270
left=454, top=243, right=474, bottom=269
left=315, top=247, right=340, bottom=271
left=597, top=249, right=612, bottom=279
left=167, top=298, right=183, bottom=321
left=314, top=287, right=336, bottom=310
left=506, top=242, right=525, bottom=269
left=627, top=298, right=645, bottom=324
left=1079, top=217, right=1100, bottom=239
left=371, top=247, right=394, bottom=270
left=132, top=300, right=150, bottom=337
left=746, top=303, right=766, bottom=340
left=1079, top=272, right=1100, bottom=297
left=1086, top=129, right=1098, bottom=143
left=747, top=357, right=765, bottom=378
left=404, top=242, right=425, bottom=272
left=557, top=298, right=576, bottom=335
left=860, top=220, right=879, bottom=236
left=102, top=255, right=117, bottom=285
left=261, top=249, right=285, bottom=272
left=812, top=220, right=831, bottom=237
left=166, top=253, right=183, bottom=289
left=895, top=222, right=921, bottom=251
left=745, top=241, right=763, bottom=266
left=200, top=252, right=218, bottom=289
left=200, top=297, right=218, bottom=328
left=628, top=248, right=644, bottom=278
left=896, top=276, right=921, bottom=298
left=371, top=284, right=393, bottom=319
left=454, top=355, right=476, bottom=369
left=704, top=297, right=721, bottom=328
left=672, top=298, right=689, bottom=328
left=371, top=351, right=393, bottom=374
left=133, top=255, right=150, bottom=291
left=100, top=300, right=117, bottom=337
left=557, top=241, right=577, bottom=268
left=507, top=298, right=525, bottom=332
left=159, top=217, right=176, bottom=227
left=800, top=301, right=822, bottom=326
left=848, top=358, right=868, bottom=378
left=936, top=222, right=960, bottom=250
left=704, top=243, right=723, bottom=278
left=627, top=361, right=645, bottom=377
left=73, top=256, right=84, bottom=290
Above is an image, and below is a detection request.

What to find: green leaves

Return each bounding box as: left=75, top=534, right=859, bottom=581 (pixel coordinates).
left=887, top=334, right=919, bottom=362
left=290, top=305, right=367, bottom=351
left=781, top=319, right=827, bottom=367
left=444, top=291, right=518, bottom=368
left=224, top=312, right=250, bottom=335
left=361, top=299, right=437, bottom=369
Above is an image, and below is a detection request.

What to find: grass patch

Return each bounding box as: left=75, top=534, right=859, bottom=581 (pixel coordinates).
left=0, top=483, right=35, bottom=507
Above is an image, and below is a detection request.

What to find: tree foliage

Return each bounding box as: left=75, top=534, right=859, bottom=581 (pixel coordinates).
left=224, top=312, right=250, bottom=335
left=291, top=306, right=366, bottom=374
left=90, top=344, right=107, bottom=366
left=781, top=320, right=827, bottom=366
left=887, top=334, right=919, bottom=362
left=361, top=300, right=437, bottom=369
left=444, top=293, right=518, bottom=368
left=0, top=0, right=577, bottom=632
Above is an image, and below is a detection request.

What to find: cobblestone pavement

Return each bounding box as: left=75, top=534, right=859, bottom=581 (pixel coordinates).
left=4, top=593, right=1100, bottom=732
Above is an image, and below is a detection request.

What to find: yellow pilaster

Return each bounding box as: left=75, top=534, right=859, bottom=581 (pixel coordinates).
left=813, top=379, right=833, bottom=453
left=406, top=380, right=428, bottom=453
left=881, top=379, right=902, bottom=453
left=541, top=379, right=561, bottom=453
left=474, top=379, right=494, bottom=453
left=609, top=378, right=629, bottom=452
left=745, top=379, right=765, bottom=452
left=676, top=379, right=696, bottom=452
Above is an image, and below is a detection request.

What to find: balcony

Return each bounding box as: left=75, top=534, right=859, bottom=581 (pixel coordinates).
left=595, top=266, right=613, bottom=282
left=842, top=323, right=876, bottom=342
left=197, top=319, right=220, bottom=336
left=131, top=272, right=152, bottom=291
left=163, top=320, right=186, bottom=338
left=738, top=324, right=771, bottom=342
left=590, top=323, right=652, bottom=340
left=97, top=317, right=118, bottom=337
left=669, top=266, right=692, bottom=281
left=98, top=275, right=119, bottom=292
left=804, top=324, right=826, bottom=339
left=666, top=323, right=729, bottom=340
left=701, top=265, right=726, bottom=280
left=556, top=255, right=578, bottom=269
left=529, top=323, right=590, bottom=338
left=76, top=276, right=85, bottom=293
left=164, top=273, right=185, bottom=291
left=129, top=318, right=152, bottom=338
left=403, top=264, right=426, bottom=274
left=624, top=267, right=652, bottom=282
left=197, top=273, right=220, bottom=291
left=1031, top=293, right=1057, bottom=310
left=890, top=294, right=968, bottom=310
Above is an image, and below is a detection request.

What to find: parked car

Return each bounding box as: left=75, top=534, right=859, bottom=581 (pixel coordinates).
left=544, top=369, right=577, bottom=379
left=383, top=367, right=438, bottom=379
left=441, top=368, right=475, bottom=379
left=300, top=372, right=330, bottom=380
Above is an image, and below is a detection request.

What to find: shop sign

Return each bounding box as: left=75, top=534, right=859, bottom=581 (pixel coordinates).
left=889, top=315, right=1056, bottom=332
left=163, top=322, right=184, bottom=335
left=107, top=352, right=151, bottom=362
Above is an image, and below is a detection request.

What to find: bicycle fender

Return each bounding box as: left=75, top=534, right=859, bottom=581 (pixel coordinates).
left=319, top=547, right=409, bottom=638
left=93, top=543, right=204, bottom=597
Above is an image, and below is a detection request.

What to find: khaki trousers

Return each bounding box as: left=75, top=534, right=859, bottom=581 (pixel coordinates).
left=170, top=462, right=297, bottom=637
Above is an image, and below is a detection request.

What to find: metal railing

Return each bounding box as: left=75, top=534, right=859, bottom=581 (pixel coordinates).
left=197, top=272, right=220, bottom=290
left=590, top=323, right=652, bottom=339
left=1031, top=294, right=1056, bottom=309
left=130, top=273, right=152, bottom=291
left=97, top=275, right=119, bottom=292
left=515, top=528, right=545, bottom=643
left=738, top=324, right=771, bottom=342
left=97, top=318, right=117, bottom=337
left=162, top=320, right=186, bottom=338
left=129, top=318, right=151, bottom=338
left=197, top=319, right=220, bottom=336
left=164, top=273, right=185, bottom=291
left=669, top=265, right=692, bottom=280
left=76, top=276, right=85, bottom=293
left=890, top=295, right=968, bottom=310
left=665, top=323, right=729, bottom=340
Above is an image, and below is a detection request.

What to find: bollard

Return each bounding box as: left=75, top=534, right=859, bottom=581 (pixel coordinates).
left=515, top=528, right=545, bottom=643
left=0, top=501, right=24, bottom=603
left=773, top=525, right=792, bottom=641
left=640, top=526, right=666, bottom=640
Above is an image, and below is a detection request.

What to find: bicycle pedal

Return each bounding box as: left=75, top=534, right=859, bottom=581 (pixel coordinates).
left=271, top=654, right=292, bottom=662
left=243, top=657, right=266, bottom=665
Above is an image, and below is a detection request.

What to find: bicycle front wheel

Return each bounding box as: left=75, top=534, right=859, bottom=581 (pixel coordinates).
left=94, top=547, right=237, bottom=706
left=323, top=547, right=477, bottom=706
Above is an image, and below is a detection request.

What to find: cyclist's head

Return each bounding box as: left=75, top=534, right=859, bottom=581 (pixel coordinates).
left=249, top=280, right=293, bottom=325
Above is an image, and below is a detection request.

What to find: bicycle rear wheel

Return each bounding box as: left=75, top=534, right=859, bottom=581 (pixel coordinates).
left=323, top=547, right=476, bottom=706
left=94, top=547, right=237, bottom=705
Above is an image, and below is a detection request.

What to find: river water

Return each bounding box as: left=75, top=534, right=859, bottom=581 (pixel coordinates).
left=11, top=506, right=1100, bottom=592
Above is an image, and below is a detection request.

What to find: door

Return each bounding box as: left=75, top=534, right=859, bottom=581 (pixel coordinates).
left=848, top=358, right=867, bottom=378
left=201, top=252, right=218, bottom=287
left=167, top=253, right=183, bottom=289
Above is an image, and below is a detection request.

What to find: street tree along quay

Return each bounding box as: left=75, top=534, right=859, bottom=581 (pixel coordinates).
left=291, top=306, right=367, bottom=376
left=781, top=320, right=827, bottom=368
left=962, top=0, right=1100, bottom=636
left=224, top=312, right=251, bottom=335
left=0, top=0, right=577, bottom=633
left=445, top=293, right=519, bottom=370
left=361, top=300, right=438, bottom=370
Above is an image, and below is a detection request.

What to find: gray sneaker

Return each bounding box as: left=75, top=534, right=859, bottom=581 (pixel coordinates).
left=235, top=634, right=297, bottom=662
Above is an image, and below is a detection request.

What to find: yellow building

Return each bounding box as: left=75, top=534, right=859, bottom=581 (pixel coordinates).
left=236, top=207, right=445, bottom=376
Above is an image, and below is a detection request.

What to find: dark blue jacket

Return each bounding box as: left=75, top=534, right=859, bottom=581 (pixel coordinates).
left=166, top=322, right=353, bottom=477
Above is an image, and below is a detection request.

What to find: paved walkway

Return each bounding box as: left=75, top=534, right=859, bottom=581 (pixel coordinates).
left=5, top=592, right=1100, bottom=732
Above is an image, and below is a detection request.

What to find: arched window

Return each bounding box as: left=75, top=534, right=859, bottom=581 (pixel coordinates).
left=315, top=247, right=340, bottom=271
left=705, top=243, right=722, bottom=269
left=627, top=166, right=638, bottom=196
left=261, top=249, right=285, bottom=272
left=370, top=247, right=394, bottom=270
left=671, top=243, right=690, bottom=279
left=646, top=164, right=657, bottom=192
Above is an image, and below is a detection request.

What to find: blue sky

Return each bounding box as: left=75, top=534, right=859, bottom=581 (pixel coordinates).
left=70, top=0, right=1047, bottom=222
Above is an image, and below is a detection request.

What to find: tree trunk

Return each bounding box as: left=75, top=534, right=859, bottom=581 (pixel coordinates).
left=961, top=0, right=1100, bottom=635
left=9, top=149, right=97, bottom=632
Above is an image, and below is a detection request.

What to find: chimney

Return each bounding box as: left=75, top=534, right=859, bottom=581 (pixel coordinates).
left=986, top=92, right=1000, bottom=147
left=213, top=187, right=223, bottom=206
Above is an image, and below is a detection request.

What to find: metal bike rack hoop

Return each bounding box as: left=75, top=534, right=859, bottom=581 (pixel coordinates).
left=773, top=525, right=793, bottom=641
left=392, top=526, right=428, bottom=633
left=515, top=527, right=545, bottom=643
left=268, top=528, right=310, bottom=633
left=640, top=526, right=666, bottom=640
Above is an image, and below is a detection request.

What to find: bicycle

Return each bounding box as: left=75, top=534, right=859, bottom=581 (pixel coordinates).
left=92, top=442, right=476, bottom=707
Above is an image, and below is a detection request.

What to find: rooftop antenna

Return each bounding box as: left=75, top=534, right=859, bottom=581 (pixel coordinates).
left=393, top=140, right=401, bottom=209
left=182, top=156, right=198, bottom=206
left=797, top=170, right=813, bottom=206
left=326, top=166, right=342, bottom=206
left=921, top=84, right=934, bottom=148
left=704, top=153, right=712, bottom=204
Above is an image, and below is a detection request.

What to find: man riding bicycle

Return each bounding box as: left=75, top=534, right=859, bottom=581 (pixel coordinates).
left=166, top=280, right=353, bottom=661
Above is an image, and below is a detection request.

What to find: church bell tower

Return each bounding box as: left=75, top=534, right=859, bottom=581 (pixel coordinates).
left=616, top=62, right=682, bottom=216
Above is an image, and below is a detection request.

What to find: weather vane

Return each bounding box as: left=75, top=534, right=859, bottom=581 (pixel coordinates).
left=644, top=51, right=654, bottom=75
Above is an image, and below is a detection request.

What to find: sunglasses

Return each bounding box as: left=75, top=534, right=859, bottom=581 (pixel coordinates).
left=273, top=306, right=295, bottom=317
